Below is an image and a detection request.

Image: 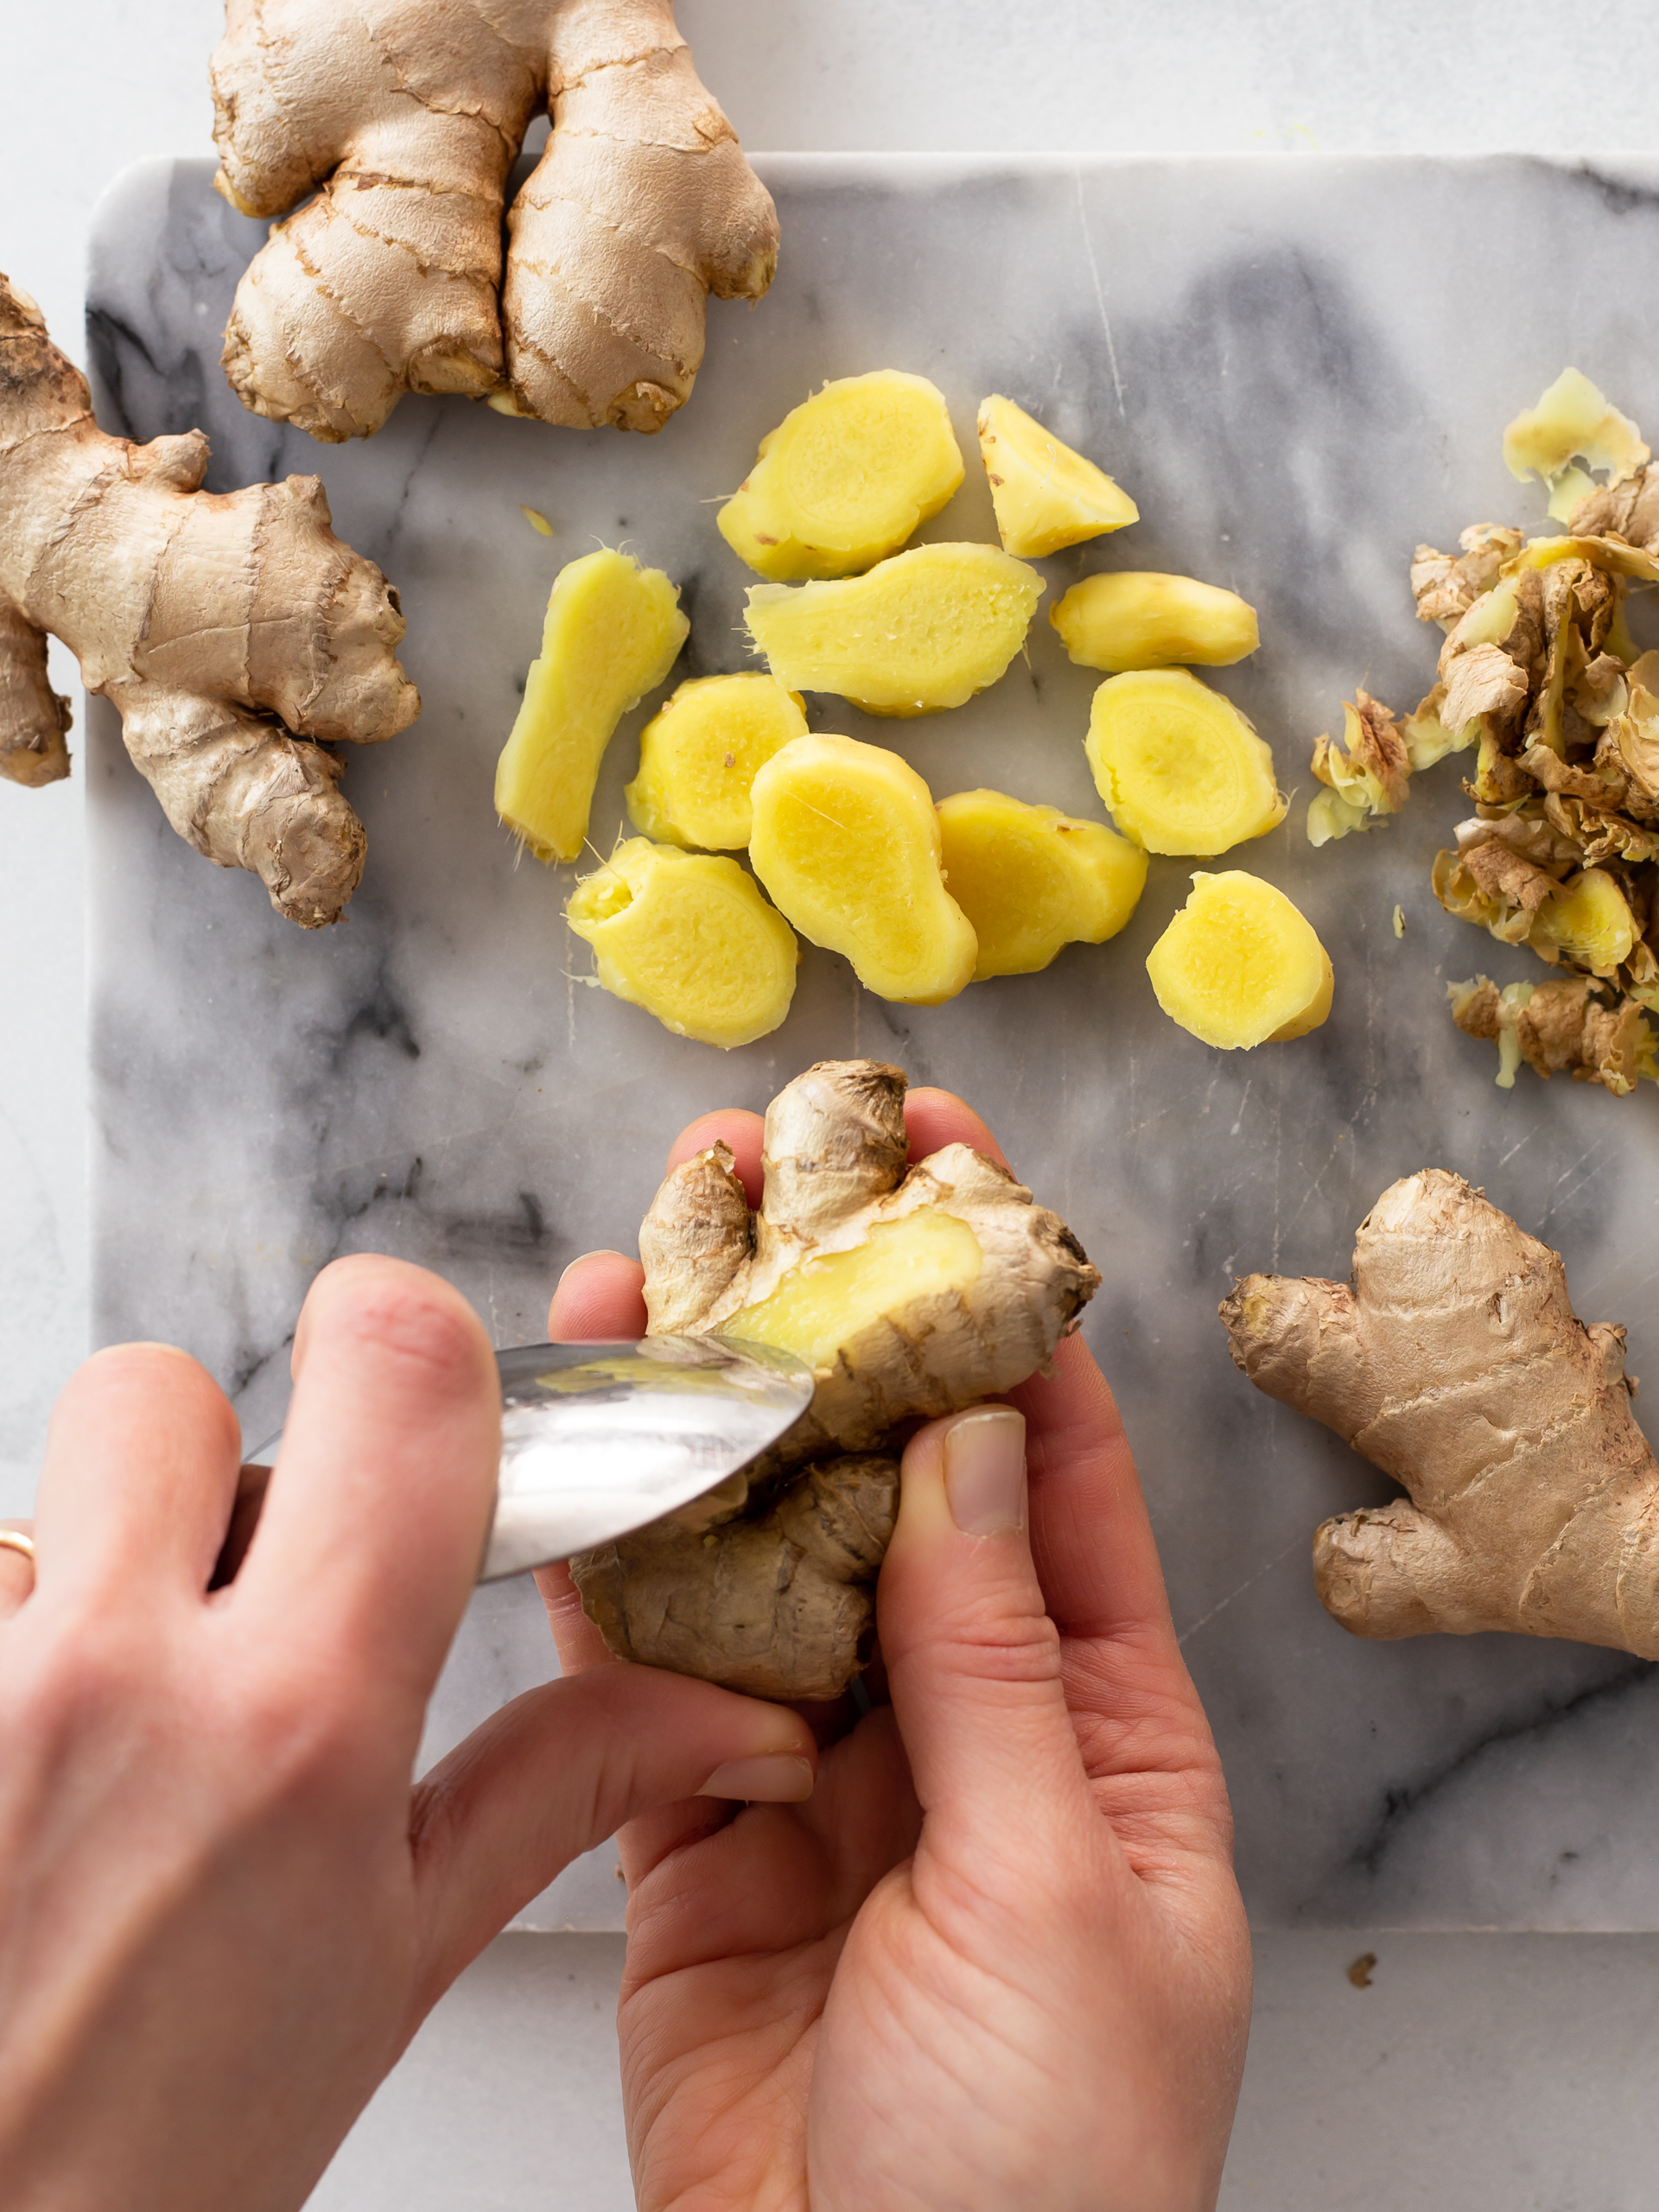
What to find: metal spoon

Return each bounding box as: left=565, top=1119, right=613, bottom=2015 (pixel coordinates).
left=212, top=1335, right=814, bottom=1589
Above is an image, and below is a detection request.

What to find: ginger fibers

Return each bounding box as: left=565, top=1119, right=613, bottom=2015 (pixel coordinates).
left=1147, top=872, right=1333, bottom=1048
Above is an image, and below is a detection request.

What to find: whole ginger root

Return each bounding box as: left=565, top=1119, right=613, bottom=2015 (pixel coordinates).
left=1221, top=1168, right=1659, bottom=1658
left=570, top=1058, right=1100, bottom=1699
left=0, top=276, right=416, bottom=925
left=211, top=0, right=778, bottom=442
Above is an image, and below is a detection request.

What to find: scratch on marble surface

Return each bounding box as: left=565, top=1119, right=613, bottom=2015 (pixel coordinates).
left=1178, top=1536, right=1304, bottom=1646
left=1071, top=166, right=1125, bottom=416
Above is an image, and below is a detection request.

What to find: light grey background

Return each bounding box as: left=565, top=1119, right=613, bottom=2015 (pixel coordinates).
left=10, top=4, right=1659, bottom=2205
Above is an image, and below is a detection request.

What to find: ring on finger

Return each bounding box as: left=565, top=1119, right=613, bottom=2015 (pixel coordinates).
left=0, top=1528, right=36, bottom=1577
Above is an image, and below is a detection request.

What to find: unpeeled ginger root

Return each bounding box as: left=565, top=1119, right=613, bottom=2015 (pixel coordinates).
left=625, top=672, right=806, bottom=849
left=936, top=789, right=1147, bottom=979
left=570, top=1058, right=1100, bottom=1696
left=1052, top=572, right=1259, bottom=673
left=1086, top=667, right=1286, bottom=855
left=745, top=542, right=1045, bottom=715
left=1221, top=1168, right=1659, bottom=1659
left=1147, top=871, right=1333, bottom=1048
left=976, top=395, right=1137, bottom=557
left=495, top=549, right=687, bottom=864
left=718, top=371, right=964, bottom=580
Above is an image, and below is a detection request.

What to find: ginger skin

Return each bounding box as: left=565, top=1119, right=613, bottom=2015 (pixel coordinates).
left=570, top=1059, right=1100, bottom=1697
left=211, top=0, right=778, bottom=442
left=0, top=276, right=416, bottom=926
left=1222, top=1169, right=1659, bottom=1658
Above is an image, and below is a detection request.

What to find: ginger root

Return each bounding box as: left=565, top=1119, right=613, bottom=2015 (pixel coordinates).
left=744, top=543, right=1045, bottom=716
left=570, top=1058, right=1099, bottom=1696
left=1147, top=871, right=1333, bottom=1049
left=210, top=0, right=777, bottom=442
left=495, top=548, right=687, bottom=864
left=1085, top=667, right=1286, bottom=855
left=935, top=788, right=1147, bottom=979
left=718, top=371, right=964, bottom=581
left=624, top=673, right=806, bottom=849
left=1221, top=1168, right=1659, bottom=1659
left=565, top=837, right=798, bottom=1046
left=1052, top=572, right=1258, bottom=673
left=0, top=274, right=416, bottom=926
left=748, top=734, right=977, bottom=1004
left=976, top=396, right=1137, bottom=557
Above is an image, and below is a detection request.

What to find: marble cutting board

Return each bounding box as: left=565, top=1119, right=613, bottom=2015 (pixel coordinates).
left=84, top=150, right=1659, bottom=1930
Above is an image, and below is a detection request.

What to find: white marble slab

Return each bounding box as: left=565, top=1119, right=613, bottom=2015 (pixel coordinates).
left=86, top=150, right=1659, bottom=1930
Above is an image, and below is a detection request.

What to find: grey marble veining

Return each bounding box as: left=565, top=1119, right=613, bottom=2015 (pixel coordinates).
left=85, top=151, right=1659, bottom=1930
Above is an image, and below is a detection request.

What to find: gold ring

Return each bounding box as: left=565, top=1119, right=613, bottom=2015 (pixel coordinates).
left=0, top=1529, right=35, bottom=1566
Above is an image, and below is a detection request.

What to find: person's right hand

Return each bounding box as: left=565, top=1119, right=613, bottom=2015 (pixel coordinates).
left=539, top=1086, right=1252, bottom=2212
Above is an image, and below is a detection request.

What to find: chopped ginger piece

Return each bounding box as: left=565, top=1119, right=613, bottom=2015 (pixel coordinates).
left=1503, top=368, right=1649, bottom=523
left=748, top=734, right=976, bottom=1002
left=745, top=543, right=1045, bottom=716
left=1529, top=868, right=1637, bottom=978
left=565, top=839, right=797, bottom=1048
left=1085, top=668, right=1286, bottom=855
left=626, top=674, right=808, bottom=850
left=976, top=395, right=1137, bottom=557
left=1147, top=872, right=1333, bottom=1048
left=1052, top=572, right=1258, bottom=672
left=495, top=550, right=687, bottom=864
left=718, top=371, right=964, bottom=581
left=935, top=789, right=1147, bottom=978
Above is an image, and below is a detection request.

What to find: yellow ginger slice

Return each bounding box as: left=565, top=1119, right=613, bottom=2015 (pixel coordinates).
left=625, top=674, right=807, bottom=850
left=718, top=371, right=964, bottom=581
left=748, top=734, right=977, bottom=1002
left=1085, top=668, right=1286, bottom=855
left=744, top=543, right=1045, bottom=716
left=1503, top=368, right=1649, bottom=523
left=976, top=395, right=1137, bottom=557
left=565, top=839, right=797, bottom=1049
left=1147, top=871, right=1333, bottom=1049
left=1052, top=572, right=1258, bottom=672
left=495, top=550, right=688, bottom=864
left=935, top=788, right=1147, bottom=978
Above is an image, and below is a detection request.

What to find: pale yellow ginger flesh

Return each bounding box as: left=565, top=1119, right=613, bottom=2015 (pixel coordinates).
left=495, top=549, right=687, bottom=864
left=935, top=788, right=1147, bottom=979
left=1503, top=367, right=1649, bottom=523
left=1052, top=572, right=1258, bottom=672
left=572, top=1059, right=1100, bottom=1697
left=744, top=543, right=1046, bottom=715
left=717, top=371, right=964, bottom=581
left=748, top=734, right=977, bottom=1003
left=625, top=673, right=806, bottom=849
left=976, top=395, right=1137, bottom=557
left=564, top=837, right=797, bottom=1047
left=1222, top=1168, right=1659, bottom=1659
left=210, top=0, right=778, bottom=442
left=1086, top=667, right=1286, bottom=855
left=1147, top=871, right=1333, bottom=1049
left=0, top=275, right=416, bottom=926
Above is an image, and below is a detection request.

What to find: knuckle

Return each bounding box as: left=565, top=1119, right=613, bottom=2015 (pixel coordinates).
left=935, top=1601, right=1064, bottom=1689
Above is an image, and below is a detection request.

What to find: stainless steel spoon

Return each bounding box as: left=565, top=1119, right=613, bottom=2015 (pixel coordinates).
left=211, top=1335, right=813, bottom=1590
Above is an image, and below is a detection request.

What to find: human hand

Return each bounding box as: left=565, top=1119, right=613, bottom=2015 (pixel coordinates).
left=539, top=1088, right=1251, bottom=2212
left=0, top=1256, right=816, bottom=2212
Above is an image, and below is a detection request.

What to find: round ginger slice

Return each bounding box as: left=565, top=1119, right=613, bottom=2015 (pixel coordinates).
left=1052, top=572, right=1260, bottom=671
left=1085, top=667, right=1286, bottom=855
left=1147, top=871, right=1333, bottom=1048
left=718, top=370, right=965, bottom=581
left=935, top=789, right=1147, bottom=978
left=748, top=734, right=977, bottom=1003
left=625, top=673, right=807, bottom=849
left=565, top=838, right=798, bottom=1048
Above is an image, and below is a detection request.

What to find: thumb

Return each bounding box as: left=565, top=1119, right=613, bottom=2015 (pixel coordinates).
left=879, top=1407, right=1092, bottom=1840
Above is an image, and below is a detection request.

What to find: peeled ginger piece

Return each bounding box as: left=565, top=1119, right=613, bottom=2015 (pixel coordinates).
left=745, top=543, right=1045, bottom=716
left=495, top=550, right=688, bottom=864
left=718, top=371, right=964, bottom=581
left=748, top=734, right=977, bottom=1003
left=1086, top=668, right=1286, bottom=855
left=1052, top=572, right=1259, bottom=671
left=976, top=396, right=1137, bottom=557
left=1147, top=872, right=1333, bottom=1048
left=1529, top=868, right=1637, bottom=978
left=1503, top=368, right=1649, bottom=522
left=626, top=674, right=807, bottom=850
left=936, top=789, right=1147, bottom=979
left=565, top=839, right=798, bottom=1049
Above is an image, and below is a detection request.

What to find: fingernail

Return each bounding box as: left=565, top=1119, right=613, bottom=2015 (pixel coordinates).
left=696, top=1754, right=815, bottom=1803
left=944, top=1407, right=1027, bottom=1535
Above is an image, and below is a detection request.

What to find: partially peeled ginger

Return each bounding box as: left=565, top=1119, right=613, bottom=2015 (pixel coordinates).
left=1147, top=872, right=1333, bottom=1048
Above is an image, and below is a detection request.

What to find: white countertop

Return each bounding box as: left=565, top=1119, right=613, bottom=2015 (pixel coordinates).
left=10, top=4, right=1659, bottom=2203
